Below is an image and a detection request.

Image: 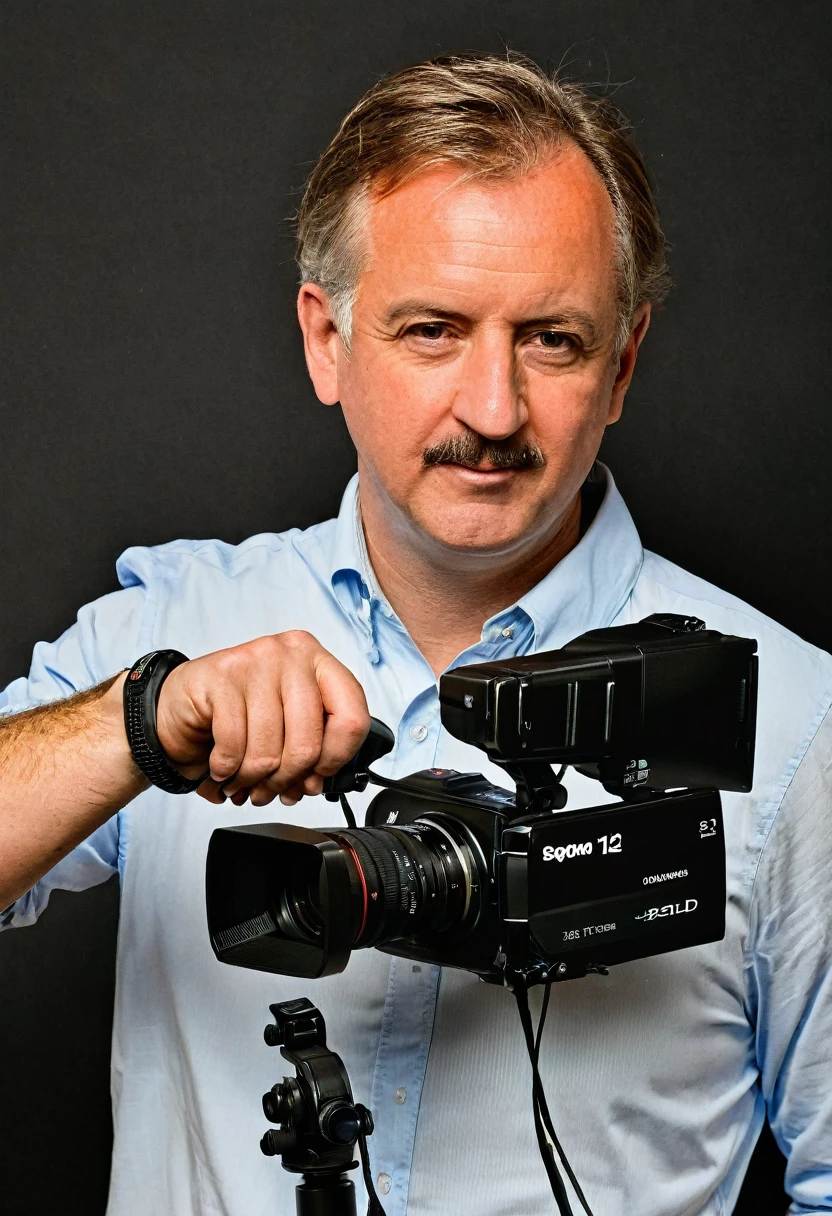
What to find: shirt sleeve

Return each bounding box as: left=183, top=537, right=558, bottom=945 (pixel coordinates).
left=0, top=579, right=149, bottom=930
left=745, top=701, right=832, bottom=1213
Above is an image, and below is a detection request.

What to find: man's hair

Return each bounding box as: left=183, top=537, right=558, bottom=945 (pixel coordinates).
left=295, top=52, right=671, bottom=355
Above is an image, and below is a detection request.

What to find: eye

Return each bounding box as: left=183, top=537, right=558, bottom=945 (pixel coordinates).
left=536, top=330, right=576, bottom=351
left=410, top=322, right=448, bottom=340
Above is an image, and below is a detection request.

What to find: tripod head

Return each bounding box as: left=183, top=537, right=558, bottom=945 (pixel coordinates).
left=260, top=998, right=384, bottom=1216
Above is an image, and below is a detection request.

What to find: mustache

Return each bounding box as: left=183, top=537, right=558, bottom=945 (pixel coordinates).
left=423, top=432, right=546, bottom=471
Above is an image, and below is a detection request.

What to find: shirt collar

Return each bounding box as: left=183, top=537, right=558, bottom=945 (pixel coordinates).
left=330, top=475, right=383, bottom=662
left=331, top=475, right=378, bottom=603
left=329, top=464, right=644, bottom=659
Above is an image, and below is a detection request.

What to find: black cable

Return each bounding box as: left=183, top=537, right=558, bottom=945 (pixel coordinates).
left=515, top=984, right=574, bottom=1214
left=534, top=982, right=552, bottom=1063
left=357, top=1115, right=386, bottom=1216
left=364, top=772, right=400, bottom=791
left=526, top=983, right=596, bottom=1216
left=339, top=792, right=357, bottom=828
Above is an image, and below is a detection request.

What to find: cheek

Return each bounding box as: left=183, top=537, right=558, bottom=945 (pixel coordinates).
left=530, top=372, right=614, bottom=456
left=337, top=347, right=452, bottom=461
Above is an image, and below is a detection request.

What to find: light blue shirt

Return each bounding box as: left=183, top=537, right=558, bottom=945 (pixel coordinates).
left=3, top=468, right=831, bottom=1216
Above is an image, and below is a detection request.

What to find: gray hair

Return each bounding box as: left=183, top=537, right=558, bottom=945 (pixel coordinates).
left=296, top=53, right=671, bottom=355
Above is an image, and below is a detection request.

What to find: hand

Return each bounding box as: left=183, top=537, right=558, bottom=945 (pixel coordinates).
left=154, top=632, right=370, bottom=807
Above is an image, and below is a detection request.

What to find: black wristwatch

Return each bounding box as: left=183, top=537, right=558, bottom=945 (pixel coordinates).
left=123, top=650, right=208, bottom=794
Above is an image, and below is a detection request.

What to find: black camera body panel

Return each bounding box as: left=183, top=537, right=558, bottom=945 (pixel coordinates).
left=364, top=776, right=726, bottom=983
left=503, top=787, right=725, bottom=975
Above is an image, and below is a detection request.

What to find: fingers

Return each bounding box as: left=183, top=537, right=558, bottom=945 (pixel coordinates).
left=187, top=632, right=368, bottom=810
left=196, top=776, right=227, bottom=805
left=195, top=678, right=250, bottom=806
left=207, top=681, right=249, bottom=787
left=315, top=653, right=371, bottom=777
left=222, top=671, right=285, bottom=799
left=276, top=777, right=315, bottom=808
left=268, top=660, right=325, bottom=794
left=277, top=653, right=370, bottom=807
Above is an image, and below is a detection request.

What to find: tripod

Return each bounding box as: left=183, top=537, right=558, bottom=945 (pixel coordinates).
left=259, top=998, right=385, bottom=1216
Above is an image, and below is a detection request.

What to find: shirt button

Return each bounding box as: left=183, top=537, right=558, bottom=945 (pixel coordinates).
left=409, top=724, right=428, bottom=742
left=500, top=626, right=514, bottom=637
left=394, top=1086, right=407, bottom=1105
left=377, top=1173, right=392, bottom=1195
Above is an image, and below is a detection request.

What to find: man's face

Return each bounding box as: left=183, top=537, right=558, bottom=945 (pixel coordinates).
left=300, top=145, right=648, bottom=565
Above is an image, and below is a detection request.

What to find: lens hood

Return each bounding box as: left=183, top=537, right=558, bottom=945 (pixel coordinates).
left=206, top=822, right=354, bottom=978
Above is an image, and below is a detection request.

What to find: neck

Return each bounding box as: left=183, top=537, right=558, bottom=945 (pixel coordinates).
left=360, top=490, right=582, bottom=676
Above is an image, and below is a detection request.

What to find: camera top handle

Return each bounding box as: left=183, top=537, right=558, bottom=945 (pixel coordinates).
left=321, top=717, right=571, bottom=821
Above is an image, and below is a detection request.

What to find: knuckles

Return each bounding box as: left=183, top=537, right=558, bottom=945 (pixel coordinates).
left=213, top=631, right=322, bottom=678
left=340, top=713, right=372, bottom=741
left=281, top=745, right=322, bottom=775
left=276, top=629, right=318, bottom=650
left=248, top=630, right=318, bottom=661
left=242, top=754, right=284, bottom=778
left=209, top=751, right=241, bottom=778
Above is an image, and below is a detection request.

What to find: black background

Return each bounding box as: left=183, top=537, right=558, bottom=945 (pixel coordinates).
left=1, top=2, right=829, bottom=1212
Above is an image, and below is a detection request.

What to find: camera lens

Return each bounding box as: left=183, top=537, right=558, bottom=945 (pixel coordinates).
left=339, top=820, right=480, bottom=949
left=276, top=879, right=324, bottom=942
left=206, top=814, right=485, bottom=979
left=272, top=817, right=480, bottom=954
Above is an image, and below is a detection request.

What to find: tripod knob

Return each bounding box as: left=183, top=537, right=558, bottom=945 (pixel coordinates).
left=263, top=1077, right=304, bottom=1125
left=320, top=1101, right=361, bottom=1145
left=260, top=1127, right=297, bottom=1157
left=263, top=1083, right=289, bottom=1123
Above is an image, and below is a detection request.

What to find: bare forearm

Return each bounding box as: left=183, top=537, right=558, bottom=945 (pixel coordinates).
left=0, top=630, right=373, bottom=909
left=0, top=673, right=147, bottom=907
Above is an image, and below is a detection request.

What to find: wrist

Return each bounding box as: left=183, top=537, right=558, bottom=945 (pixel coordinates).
left=97, top=672, right=150, bottom=792
left=123, top=651, right=209, bottom=794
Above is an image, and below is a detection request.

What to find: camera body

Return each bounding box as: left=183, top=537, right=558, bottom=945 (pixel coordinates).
left=362, top=773, right=726, bottom=984
left=206, top=615, right=757, bottom=989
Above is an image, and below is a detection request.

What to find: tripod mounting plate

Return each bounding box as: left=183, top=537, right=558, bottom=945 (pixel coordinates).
left=264, top=997, right=327, bottom=1050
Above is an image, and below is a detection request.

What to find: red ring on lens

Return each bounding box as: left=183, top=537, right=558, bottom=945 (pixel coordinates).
left=340, top=839, right=369, bottom=943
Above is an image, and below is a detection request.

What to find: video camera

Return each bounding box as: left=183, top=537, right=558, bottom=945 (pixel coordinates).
left=205, top=614, right=757, bottom=991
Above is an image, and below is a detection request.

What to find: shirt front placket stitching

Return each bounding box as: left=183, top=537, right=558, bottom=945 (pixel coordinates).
left=369, top=955, right=442, bottom=1213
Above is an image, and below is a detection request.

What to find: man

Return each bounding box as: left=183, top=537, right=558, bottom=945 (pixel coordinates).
left=1, top=53, right=830, bottom=1216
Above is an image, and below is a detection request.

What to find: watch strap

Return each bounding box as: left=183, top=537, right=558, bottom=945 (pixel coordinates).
left=123, top=650, right=208, bottom=794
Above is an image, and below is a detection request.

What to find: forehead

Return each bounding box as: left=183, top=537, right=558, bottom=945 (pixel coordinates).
left=359, top=145, right=619, bottom=319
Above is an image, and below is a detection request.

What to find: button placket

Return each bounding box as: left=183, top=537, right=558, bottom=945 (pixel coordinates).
left=368, top=956, right=441, bottom=1216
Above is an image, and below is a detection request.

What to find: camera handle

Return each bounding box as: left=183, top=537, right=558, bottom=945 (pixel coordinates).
left=499, top=761, right=568, bottom=815
left=322, top=717, right=571, bottom=823
left=259, top=998, right=386, bottom=1216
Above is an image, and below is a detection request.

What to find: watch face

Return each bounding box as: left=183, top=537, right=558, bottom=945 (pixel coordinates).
left=129, top=653, right=156, bottom=682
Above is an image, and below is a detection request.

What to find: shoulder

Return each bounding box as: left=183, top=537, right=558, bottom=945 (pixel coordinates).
left=636, top=549, right=832, bottom=687
left=114, top=517, right=339, bottom=594
left=109, top=516, right=344, bottom=657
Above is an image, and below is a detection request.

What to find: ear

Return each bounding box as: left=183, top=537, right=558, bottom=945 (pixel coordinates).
left=606, top=303, right=652, bottom=425
left=296, top=283, right=342, bottom=406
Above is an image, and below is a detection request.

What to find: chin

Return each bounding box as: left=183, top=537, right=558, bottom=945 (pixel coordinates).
left=414, top=504, right=535, bottom=558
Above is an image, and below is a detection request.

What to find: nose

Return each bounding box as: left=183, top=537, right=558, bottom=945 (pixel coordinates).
left=451, top=329, right=528, bottom=440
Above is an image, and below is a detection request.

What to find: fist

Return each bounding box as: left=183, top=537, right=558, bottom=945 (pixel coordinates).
left=154, top=632, right=370, bottom=807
